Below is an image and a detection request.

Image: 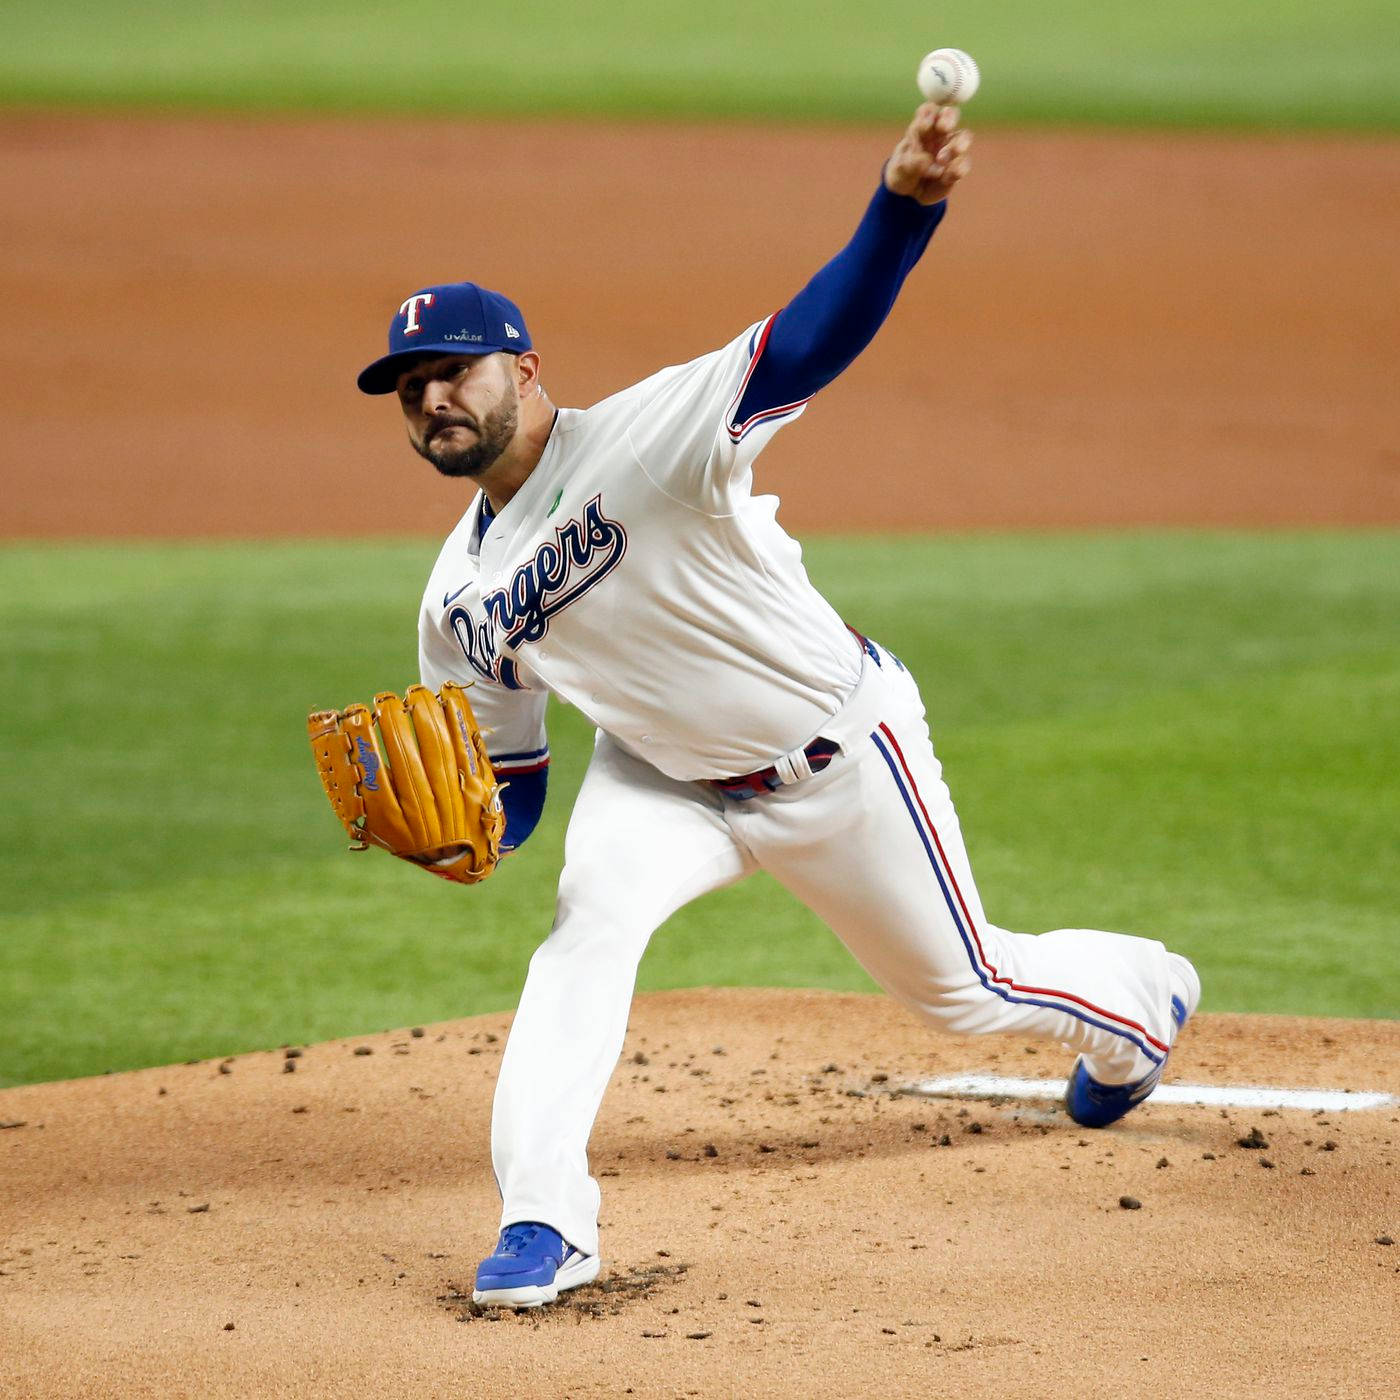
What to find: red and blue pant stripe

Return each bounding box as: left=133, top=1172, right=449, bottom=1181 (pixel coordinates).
left=870, top=720, right=1169, bottom=1066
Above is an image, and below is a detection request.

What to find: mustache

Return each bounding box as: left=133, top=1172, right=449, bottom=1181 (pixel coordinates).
left=426, top=414, right=478, bottom=443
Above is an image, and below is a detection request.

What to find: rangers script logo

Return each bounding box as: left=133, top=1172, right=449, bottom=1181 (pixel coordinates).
left=447, top=495, right=628, bottom=685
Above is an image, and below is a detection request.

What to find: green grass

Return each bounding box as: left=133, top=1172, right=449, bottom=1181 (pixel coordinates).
left=1, top=532, right=1397, bottom=1087
left=4, top=0, right=1399, bottom=130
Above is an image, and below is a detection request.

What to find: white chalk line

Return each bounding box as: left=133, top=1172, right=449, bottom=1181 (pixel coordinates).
left=909, top=1074, right=1396, bottom=1113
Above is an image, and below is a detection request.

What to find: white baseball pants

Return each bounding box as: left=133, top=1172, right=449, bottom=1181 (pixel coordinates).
left=490, top=643, right=1178, bottom=1256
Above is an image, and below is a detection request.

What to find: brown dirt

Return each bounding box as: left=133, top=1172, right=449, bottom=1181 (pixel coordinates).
left=2, top=113, right=1397, bottom=538
left=2, top=989, right=1396, bottom=1399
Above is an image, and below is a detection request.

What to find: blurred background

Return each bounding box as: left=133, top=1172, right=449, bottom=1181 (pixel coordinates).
left=2, top=0, right=1397, bottom=1086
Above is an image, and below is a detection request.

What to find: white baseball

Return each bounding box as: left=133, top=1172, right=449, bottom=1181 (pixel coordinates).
left=916, top=48, right=980, bottom=105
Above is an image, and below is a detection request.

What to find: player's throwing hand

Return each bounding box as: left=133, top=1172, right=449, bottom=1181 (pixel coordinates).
left=884, top=104, right=973, bottom=205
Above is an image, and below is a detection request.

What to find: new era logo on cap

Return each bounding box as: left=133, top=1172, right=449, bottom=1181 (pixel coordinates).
left=356, top=282, right=533, bottom=395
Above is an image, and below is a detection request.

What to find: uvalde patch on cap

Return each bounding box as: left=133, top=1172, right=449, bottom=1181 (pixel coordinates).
left=356, top=282, right=532, bottom=394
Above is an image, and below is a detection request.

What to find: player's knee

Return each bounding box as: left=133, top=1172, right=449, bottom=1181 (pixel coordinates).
left=887, top=968, right=1002, bottom=1032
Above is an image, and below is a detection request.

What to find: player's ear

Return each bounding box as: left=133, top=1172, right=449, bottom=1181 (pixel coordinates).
left=512, top=350, right=542, bottom=396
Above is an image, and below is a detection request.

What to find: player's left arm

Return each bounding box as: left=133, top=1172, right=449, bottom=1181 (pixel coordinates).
left=420, top=599, right=551, bottom=855
left=730, top=104, right=971, bottom=439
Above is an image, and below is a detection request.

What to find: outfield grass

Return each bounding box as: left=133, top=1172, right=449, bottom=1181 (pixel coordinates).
left=2, top=532, right=1397, bottom=1087
left=4, top=0, right=1399, bottom=131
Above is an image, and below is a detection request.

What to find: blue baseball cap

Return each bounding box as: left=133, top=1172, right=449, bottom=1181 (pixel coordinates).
left=356, top=281, right=532, bottom=395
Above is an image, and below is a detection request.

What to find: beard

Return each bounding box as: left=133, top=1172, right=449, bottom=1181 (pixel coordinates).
left=414, top=388, right=519, bottom=479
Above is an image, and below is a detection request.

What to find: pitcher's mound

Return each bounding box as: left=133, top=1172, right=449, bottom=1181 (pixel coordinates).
left=2, top=988, right=1395, bottom=1398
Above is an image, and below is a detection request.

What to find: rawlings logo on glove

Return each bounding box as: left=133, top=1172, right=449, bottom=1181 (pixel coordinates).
left=307, top=683, right=505, bottom=884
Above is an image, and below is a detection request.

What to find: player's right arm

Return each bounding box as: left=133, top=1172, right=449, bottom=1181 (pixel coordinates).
left=730, top=104, right=971, bottom=440
left=626, top=105, right=971, bottom=512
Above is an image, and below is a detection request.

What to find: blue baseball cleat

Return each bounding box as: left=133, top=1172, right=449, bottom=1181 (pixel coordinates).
left=1066, top=954, right=1201, bottom=1129
left=472, top=1221, right=600, bottom=1308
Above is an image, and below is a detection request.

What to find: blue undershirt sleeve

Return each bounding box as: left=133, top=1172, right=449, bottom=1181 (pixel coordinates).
left=486, top=746, right=550, bottom=853
left=733, top=181, right=946, bottom=429
left=496, top=761, right=548, bottom=852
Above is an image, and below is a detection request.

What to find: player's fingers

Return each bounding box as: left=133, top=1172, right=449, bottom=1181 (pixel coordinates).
left=936, top=131, right=972, bottom=164
left=906, top=156, right=945, bottom=192
left=907, top=104, right=944, bottom=153
left=890, top=109, right=966, bottom=199
left=915, top=150, right=972, bottom=202
left=888, top=134, right=927, bottom=181
left=912, top=102, right=940, bottom=134
left=912, top=105, right=961, bottom=157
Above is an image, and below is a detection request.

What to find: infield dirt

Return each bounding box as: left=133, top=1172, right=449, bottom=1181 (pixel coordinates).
left=2, top=989, right=1397, bottom=1398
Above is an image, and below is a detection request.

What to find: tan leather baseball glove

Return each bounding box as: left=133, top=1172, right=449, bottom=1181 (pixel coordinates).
left=307, top=683, right=505, bottom=884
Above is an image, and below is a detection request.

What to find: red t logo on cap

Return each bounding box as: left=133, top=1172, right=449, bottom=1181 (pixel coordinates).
left=398, top=293, right=436, bottom=336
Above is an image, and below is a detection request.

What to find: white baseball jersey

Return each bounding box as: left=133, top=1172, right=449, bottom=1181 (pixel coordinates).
left=418, top=319, right=863, bottom=783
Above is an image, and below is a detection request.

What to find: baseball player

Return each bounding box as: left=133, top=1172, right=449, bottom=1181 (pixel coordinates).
left=353, top=103, right=1200, bottom=1308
